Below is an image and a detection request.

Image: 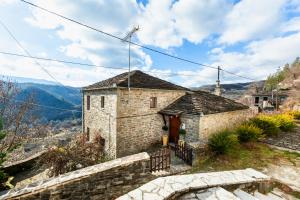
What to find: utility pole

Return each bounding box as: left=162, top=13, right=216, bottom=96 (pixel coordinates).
left=214, top=66, right=221, bottom=96
left=276, top=67, right=280, bottom=111
left=122, top=26, right=139, bottom=93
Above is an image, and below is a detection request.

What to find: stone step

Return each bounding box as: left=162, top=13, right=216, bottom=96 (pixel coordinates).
left=193, top=187, right=241, bottom=200
left=266, top=193, right=286, bottom=200
left=233, top=189, right=259, bottom=200
left=254, top=191, right=285, bottom=200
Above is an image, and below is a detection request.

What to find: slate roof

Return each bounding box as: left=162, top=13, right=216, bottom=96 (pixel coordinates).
left=160, top=91, right=249, bottom=115
left=83, top=70, right=187, bottom=91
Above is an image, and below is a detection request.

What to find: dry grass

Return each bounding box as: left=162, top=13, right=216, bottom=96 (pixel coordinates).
left=190, top=143, right=300, bottom=173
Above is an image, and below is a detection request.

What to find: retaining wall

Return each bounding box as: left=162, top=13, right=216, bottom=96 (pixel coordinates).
left=1, top=152, right=154, bottom=200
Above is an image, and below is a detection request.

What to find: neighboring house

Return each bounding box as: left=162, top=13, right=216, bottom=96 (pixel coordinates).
left=252, top=91, right=288, bottom=110
left=82, top=70, right=255, bottom=158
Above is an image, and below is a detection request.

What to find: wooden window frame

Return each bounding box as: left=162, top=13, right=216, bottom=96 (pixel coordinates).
left=150, top=97, right=157, bottom=108
left=87, top=95, right=90, bottom=110
left=101, top=96, right=105, bottom=108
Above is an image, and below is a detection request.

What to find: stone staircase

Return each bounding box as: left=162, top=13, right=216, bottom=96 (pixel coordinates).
left=178, top=187, right=292, bottom=200
left=117, top=168, right=299, bottom=200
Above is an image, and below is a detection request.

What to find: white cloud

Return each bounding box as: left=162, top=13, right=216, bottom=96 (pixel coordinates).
left=1, top=0, right=300, bottom=88
left=0, top=0, right=17, bottom=6
left=219, top=0, right=286, bottom=44
left=25, top=0, right=152, bottom=73
left=172, top=0, right=231, bottom=44
left=180, top=31, right=300, bottom=86
left=136, top=0, right=232, bottom=48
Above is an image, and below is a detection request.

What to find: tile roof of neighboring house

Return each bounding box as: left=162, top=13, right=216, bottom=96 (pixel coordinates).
left=160, top=91, right=249, bottom=115
left=83, top=70, right=188, bottom=91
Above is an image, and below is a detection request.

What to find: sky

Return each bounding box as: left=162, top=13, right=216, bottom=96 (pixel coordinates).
left=0, top=0, right=300, bottom=87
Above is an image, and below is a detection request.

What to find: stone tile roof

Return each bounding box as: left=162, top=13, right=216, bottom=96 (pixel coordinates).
left=83, top=70, right=187, bottom=91
left=160, top=91, right=249, bottom=115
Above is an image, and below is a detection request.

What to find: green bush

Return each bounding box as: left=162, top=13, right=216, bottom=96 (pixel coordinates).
left=249, top=116, right=280, bottom=136
left=235, top=124, right=263, bottom=143
left=208, top=130, right=237, bottom=155
left=273, top=114, right=295, bottom=132
left=287, top=111, right=300, bottom=120
left=294, top=112, right=300, bottom=120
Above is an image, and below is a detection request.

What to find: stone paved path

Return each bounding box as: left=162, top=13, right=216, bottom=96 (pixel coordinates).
left=263, top=121, right=300, bottom=152
left=117, top=168, right=269, bottom=200
left=178, top=187, right=240, bottom=200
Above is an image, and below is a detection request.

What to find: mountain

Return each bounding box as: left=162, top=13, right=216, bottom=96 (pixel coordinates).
left=9, top=79, right=82, bottom=121
left=18, top=83, right=81, bottom=106
left=193, top=81, right=265, bottom=100
left=16, top=87, right=81, bottom=121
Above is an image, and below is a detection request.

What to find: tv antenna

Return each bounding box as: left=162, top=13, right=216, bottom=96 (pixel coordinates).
left=122, top=26, right=139, bottom=93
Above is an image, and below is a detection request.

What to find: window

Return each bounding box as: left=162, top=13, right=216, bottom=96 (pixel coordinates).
left=150, top=97, right=157, bottom=108
left=255, top=97, right=259, bottom=104
left=263, top=97, right=268, bottom=101
left=87, top=95, right=90, bottom=110
left=86, top=127, right=90, bottom=141
left=101, top=96, right=105, bottom=108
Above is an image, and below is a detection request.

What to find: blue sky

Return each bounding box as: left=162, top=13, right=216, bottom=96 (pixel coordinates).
left=0, top=0, right=300, bottom=87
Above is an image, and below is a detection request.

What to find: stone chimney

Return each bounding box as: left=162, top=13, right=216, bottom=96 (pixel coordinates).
left=214, top=79, right=221, bottom=96
left=214, top=66, right=221, bottom=96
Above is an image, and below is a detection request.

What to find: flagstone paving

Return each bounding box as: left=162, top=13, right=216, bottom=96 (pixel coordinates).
left=263, top=121, right=300, bottom=152
left=117, top=168, right=269, bottom=200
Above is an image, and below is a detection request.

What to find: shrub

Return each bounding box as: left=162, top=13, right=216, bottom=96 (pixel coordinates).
left=208, top=130, right=237, bottom=155
left=235, top=124, right=263, bottom=143
left=273, top=114, right=295, bottom=132
left=249, top=116, right=280, bottom=136
left=40, top=132, right=106, bottom=177
left=286, top=111, right=300, bottom=120
left=294, top=112, right=300, bottom=120
left=162, top=125, right=168, bottom=131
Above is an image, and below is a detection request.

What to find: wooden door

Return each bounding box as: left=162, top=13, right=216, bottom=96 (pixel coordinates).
left=169, top=116, right=180, bottom=144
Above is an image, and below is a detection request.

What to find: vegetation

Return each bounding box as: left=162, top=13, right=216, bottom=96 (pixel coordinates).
left=0, top=117, right=7, bottom=190
left=235, top=124, right=263, bottom=143
left=249, top=116, right=280, bottom=136
left=286, top=111, right=300, bottom=120
left=191, top=142, right=300, bottom=172
left=264, top=57, right=300, bottom=91
left=179, top=129, right=186, bottom=135
left=208, top=130, right=237, bottom=155
left=273, top=114, right=296, bottom=132
left=162, top=125, right=168, bottom=131
left=40, top=132, right=107, bottom=177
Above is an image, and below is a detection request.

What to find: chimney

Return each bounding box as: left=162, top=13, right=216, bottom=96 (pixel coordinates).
left=214, top=66, right=222, bottom=96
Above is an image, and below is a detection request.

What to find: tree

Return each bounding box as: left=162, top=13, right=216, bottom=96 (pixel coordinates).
left=0, top=78, right=49, bottom=190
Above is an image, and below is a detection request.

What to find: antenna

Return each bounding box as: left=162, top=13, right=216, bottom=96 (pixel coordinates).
left=122, top=26, right=139, bottom=102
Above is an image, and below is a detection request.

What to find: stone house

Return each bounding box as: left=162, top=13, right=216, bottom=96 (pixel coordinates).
left=252, top=91, right=288, bottom=110
left=82, top=70, right=254, bottom=158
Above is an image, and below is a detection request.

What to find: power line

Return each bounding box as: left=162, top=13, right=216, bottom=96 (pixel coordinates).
left=0, top=51, right=203, bottom=77
left=0, top=19, right=75, bottom=89
left=0, top=51, right=126, bottom=70
left=0, top=96, right=82, bottom=113
left=19, top=0, right=257, bottom=81
left=19, top=0, right=218, bottom=71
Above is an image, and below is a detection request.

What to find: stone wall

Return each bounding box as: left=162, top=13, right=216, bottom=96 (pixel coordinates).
left=116, top=88, right=185, bottom=157
left=181, top=114, right=200, bottom=143
left=1, top=153, right=154, bottom=200
left=83, top=89, right=118, bottom=158
left=199, top=108, right=257, bottom=140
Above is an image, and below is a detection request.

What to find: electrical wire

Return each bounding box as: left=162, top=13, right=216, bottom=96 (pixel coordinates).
left=0, top=19, right=77, bottom=90
left=19, top=0, right=257, bottom=81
